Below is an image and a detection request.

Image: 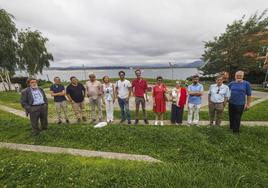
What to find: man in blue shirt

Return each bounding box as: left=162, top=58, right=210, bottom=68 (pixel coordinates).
left=187, top=75, right=204, bottom=125
left=50, top=77, right=69, bottom=124
left=228, top=71, right=252, bottom=133
left=21, top=78, right=48, bottom=136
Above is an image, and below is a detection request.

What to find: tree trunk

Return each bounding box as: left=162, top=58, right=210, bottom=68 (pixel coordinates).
left=4, top=71, right=12, bottom=91
left=0, top=73, right=8, bottom=92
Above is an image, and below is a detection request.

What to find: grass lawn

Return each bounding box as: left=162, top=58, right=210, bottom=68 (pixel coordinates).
left=0, top=110, right=268, bottom=187
left=1, top=91, right=268, bottom=121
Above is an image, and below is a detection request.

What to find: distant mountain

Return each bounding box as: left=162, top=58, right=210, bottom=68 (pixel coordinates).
left=173, top=60, right=205, bottom=68
left=48, top=60, right=204, bottom=70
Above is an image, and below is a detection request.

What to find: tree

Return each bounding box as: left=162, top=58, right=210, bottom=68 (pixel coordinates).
left=0, top=9, right=18, bottom=90
left=0, top=8, right=53, bottom=90
left=200, top=10, right=268, bottom=81
left=17, top=29, right=53, bottom=76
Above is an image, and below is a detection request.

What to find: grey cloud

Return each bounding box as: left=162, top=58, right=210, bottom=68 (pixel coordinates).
left=0, top=0, right=266, bottom=67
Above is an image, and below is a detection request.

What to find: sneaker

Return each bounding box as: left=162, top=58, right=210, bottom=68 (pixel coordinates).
left=66, top=119, right=70, bottom=124
left=144, top=119, right=149, bottom=124
left=160, top=121, right=164, bottom=126
left=32, top=132, right=40, bottom=136
left=154, top=121, right=158, bottom=126
left=57, top=120, right=62, bottom=125
left=120, top=119, right=126, bottom=124
left=128, top=120, right=132, bottom=125
left=134, top=119, right=139, bottom=125
left=90, top=119, right=97, bottom=124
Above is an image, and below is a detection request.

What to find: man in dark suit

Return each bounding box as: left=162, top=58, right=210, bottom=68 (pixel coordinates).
left=21, top=78, right=48, bottom=136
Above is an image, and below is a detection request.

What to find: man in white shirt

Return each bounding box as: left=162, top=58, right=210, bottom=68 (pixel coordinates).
left=115, top=71, right=132, bottom=124
left=86, top=73, right=103, bottom=123
left=208, top=75, right=230, bottom=126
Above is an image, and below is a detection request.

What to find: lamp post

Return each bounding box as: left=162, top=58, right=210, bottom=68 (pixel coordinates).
left=169, top=62, right=174, bottom=80
left=83, top=64, right=86, bottom=81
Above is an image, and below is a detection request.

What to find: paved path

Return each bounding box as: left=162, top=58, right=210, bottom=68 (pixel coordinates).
left=0, top=104, right=267, bottom=126
left=0, top=142, right=160, bottom=163
left=0, top=104, right=26, bottom=118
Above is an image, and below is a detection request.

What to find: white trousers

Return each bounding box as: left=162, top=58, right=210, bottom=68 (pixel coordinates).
left=188, top=103, right=201, bottom=124
left=105, top=99, right=114, bottom=122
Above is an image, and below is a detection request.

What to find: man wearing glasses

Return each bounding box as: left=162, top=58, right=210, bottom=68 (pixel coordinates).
left=208, top=75, right=230, bottom=126
left=21, top=78, right=48, bottom=136
left=86, top=73, right=103, bottom=123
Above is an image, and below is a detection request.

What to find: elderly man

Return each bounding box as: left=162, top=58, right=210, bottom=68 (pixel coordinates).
left=20, top=78, right=48, bottom=136
left=50, top=77, right=69, bottom=124
left=208, top=75, right=230, bottom=126
left=228, top=71, right=252, bottom=133
left=86, top=73, right=103, bottom=123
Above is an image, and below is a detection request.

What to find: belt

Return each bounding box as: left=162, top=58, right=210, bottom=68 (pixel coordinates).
left=211, top=102, right=224, bottom=104
left=31, top=103, right=45, bottom=106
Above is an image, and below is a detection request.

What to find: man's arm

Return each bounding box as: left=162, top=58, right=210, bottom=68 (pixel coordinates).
left=82, top=85, right=86, bottom=98
left=66, top=87, right=72, bottom=102
left=246, top=96, right=252, bottom=107
left=40, top=88, right=48, bottom=105
left=127, top=87, right=132, bottom=100
left=98, top=82, right=103, bottom=96
left=66, top=94, right=72, bottom=102
left=131, top=81, right=135, bottom=97
left=208, top=86, right=211, bottom=103
left=245, top=82, right=252, bottom=110
left=20, top=89, right=30, bottom=112
left=223, top=97, right=228, bottom=107
left=51, top=90, right=65, bottom=96
left=145, top=81, right=149, bottom=101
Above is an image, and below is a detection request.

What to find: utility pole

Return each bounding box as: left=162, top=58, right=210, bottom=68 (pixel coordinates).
left=83, top=64, right=86, bottom=81
left=169, top=62, right=174, bottom=80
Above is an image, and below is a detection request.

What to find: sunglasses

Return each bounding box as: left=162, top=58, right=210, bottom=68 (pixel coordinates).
left=217, top=88, right=220, bottom=94
left=158, top=79, right=163, bottom=82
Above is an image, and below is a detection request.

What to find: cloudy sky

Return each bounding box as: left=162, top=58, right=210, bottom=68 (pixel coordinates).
left=0, top=0, right=266, bottom=67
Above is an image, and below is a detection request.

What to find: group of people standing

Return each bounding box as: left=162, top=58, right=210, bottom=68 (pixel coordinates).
left=20, top=70, right=251, bottom=136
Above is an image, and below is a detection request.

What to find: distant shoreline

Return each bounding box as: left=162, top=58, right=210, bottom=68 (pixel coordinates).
left=46, top=66, right=200, bottom=71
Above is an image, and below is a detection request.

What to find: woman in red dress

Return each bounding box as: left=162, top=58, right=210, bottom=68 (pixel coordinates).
left=152, top=76, right=167, bottom=126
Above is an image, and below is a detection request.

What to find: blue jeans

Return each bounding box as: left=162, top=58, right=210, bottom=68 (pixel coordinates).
left=118, top=97, right=131, bottom=121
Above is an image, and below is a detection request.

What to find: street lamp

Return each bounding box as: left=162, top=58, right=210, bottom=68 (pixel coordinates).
left=169, top=62, right=174, bottom=80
